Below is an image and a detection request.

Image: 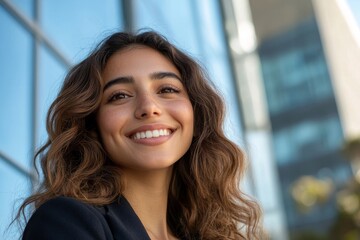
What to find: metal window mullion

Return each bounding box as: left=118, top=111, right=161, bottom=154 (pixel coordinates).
left=0, top=151, right=36, bottom=181
left=122, top=0, right=134, bottom=32
left=29, top=0, right=41, bottom=188
left=0, top=0, right=72, bottom=68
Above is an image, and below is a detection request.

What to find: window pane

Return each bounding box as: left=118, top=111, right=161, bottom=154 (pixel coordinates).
left=259, top=19, right=333, bottom=114
left=8, top=0, right=34, bottom=19
left=133, top=0, right=200, bottom=54
left=40, top=0, right=123, bottom=63
left=37, top=44, right=67, bottom=147
left=0, top=7, right=32, bottom=167
left=273, top=115, right=343, bottom=164
left=0, top=159, right=32, bottom=240
left=193, top=0, right=244, bottom=142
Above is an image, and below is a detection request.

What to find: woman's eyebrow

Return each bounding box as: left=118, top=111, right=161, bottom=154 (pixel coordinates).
left=103, top=76, right=133, bottom=92
left=103, top=71, right=181, bottom=92
left=150, top=71, right=181, bottom=81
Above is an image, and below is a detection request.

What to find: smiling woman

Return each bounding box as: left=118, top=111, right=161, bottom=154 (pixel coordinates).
left=97, top=46, right=194, bottom=173
left=16, top=31, right=263, bottom=240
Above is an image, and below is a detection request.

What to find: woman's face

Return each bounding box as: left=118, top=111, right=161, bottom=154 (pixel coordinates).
left=97, top=45, right=194, bottom=171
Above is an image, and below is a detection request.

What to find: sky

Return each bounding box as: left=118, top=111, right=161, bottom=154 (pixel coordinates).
left=348, top=0, right=360, bottom=25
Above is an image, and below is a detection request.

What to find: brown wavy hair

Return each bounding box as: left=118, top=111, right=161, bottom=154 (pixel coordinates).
left=17, top=31, right=263, bottom=239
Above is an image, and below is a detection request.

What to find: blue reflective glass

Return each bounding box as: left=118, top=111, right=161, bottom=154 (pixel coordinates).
left=9, top=0, right=34, bottom=19
left=0, top=7, right=32, bottom=167
left=41, top=0, right=123, bottom=63
left=193, top=0, right=244, bottom=142
left=273, top=115, right=343, bottom=164
left=0, top=159, right=32, bottom=240
left=134, top=0, right=200, bottom=54
left=37, top=45, right=67, bottom=146
left=260, top=19, right=333, bottom=114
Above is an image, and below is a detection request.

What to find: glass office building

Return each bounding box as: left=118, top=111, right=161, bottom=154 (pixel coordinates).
left=221, top=0, right=358, bottom=238
left=259, top=17, right=351, bottom=234
left=246, top=0, right=354, bottom=237
left=0, top=0, right=246, bottom=238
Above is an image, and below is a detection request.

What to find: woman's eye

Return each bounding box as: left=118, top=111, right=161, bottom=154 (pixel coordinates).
left=108, top=92, right=131, bottom=102
left=159, top=86, right=180, bottom=94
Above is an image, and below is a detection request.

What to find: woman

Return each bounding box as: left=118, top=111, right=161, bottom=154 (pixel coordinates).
left=18, top=31, right=262, bottom=239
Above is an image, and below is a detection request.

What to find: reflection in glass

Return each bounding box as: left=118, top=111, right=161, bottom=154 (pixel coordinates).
left=37, top=44, right=67, bottom=147
left=0, top=159, right=32, bottom=240
left=0, top=7, right=32, bottom=167
left=274, top=116, right=343, bottom=164
left=41, top=0, right=123, bottom=63
left=260, top=18, right=333, bottom=115
left=8, top=0, right=34, bottom=19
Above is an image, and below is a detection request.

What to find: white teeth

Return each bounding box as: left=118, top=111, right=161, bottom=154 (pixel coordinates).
left=132, top=129, right=171, bottom=139
left=145, top=130, right=152, bottom=138
left=153, top=130, right=159, bottom=137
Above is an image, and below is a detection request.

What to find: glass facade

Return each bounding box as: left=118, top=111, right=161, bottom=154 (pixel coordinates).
left=0, top=6, right=32, bottom=167
left=258, top=15, right=352, bottom=236
left=1, top=1, right=123, bottom=238
left=0, top=0, right=244, bottom=238
left=260, top=19, right=333, bottom=116
left=274, top=115, right=343, bottom=165
left=40, top=0, right=122, bottom=63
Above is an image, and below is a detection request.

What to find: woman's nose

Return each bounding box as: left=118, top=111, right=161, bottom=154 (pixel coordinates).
left=134, top=94, right=162, bottom=119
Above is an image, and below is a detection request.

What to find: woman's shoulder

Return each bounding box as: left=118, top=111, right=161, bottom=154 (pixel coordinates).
left=22, top=196, right=113, bottom=240
left=27, top=196, right=108, bottom=221
left=23, top=196, right=152, bottom=240
left=34, top=196, right=104, bottom=214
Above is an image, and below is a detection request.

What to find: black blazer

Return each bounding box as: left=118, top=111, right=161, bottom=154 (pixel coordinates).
left=22, top=196, right=152, bottom=240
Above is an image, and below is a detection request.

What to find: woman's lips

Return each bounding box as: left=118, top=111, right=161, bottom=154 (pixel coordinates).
left=126, top=124, right=176, bottom=145
left=130, top=129, right=176, bottom=146
left=126, top=124, right=175, bottom=138
left=131, top=129, right=172, bottom=140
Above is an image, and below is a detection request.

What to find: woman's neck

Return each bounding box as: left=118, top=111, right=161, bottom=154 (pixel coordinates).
left=122, top=167, right=177, bottom=240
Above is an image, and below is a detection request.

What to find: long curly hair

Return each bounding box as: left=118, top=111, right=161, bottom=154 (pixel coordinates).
left=17, top=31, right=263, bottom=239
